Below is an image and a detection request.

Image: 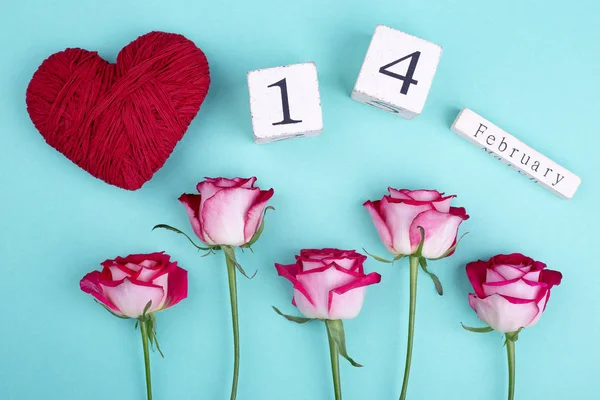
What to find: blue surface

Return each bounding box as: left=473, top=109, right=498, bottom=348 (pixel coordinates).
left=1, top=1, right=598, bottom=399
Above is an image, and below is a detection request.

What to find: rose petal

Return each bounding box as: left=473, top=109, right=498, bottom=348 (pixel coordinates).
left=301, top=260, right=327, bottom=271
left=110, top=252, right=171, bottom=267
left=482, top=279, right=546, bottom=300
left=388, top=188, right=413, bottom=200
left=493, top=264, right=528, bottom=280
left=275, top=262, right=315, bottom=308
left=108, top=264, right=136, bottom=281
left=540, top=269, right=563, bottom=288
left=404, top=189, right=443, bottom=201
left=326, top=257, right=359, bottom=271
left=491, top=254, right=535, bottom=268
left=363, top=200, right=395, bottom=253
left=136, top=267, right=160, bottom=283
left=178, top=193, right=210, bottom=244
left=468, top=293, right=540, bottom=333
left=101, top=278, right=165, bottom=319
left=297, top=266, right=357, bottom=319
left=381, top=197, right=433, bottom=255
left=243, top=188, right=274, bottom=244
left=201, top=187, right=259, bottom=246
left=328, top=272, right=381, bottom=320
left=523, top=270, right=541, bottom=281
left=527, top=292, right=549, bottom=327
left=449, top=207, right=470, bottom=220
left=409, top=209, right=465, bottom=258
left=485, top=268, right=506, bottom=283
left=149, top=270, right=169, bottom=309
left=163, top=265, right=188, bottom=309
left=431, top=197, right=454, bottom=213
left=80, top=271, right=123, bottom=315
left=199, top=177, right=256, bottom=190
left=466, top=261, right=487, bottom=298
left=139, top=260, right=159, bottom=268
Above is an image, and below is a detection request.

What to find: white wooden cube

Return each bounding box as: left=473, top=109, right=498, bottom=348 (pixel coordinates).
left=247, top=62, right=323, bottom=144
left=451, top=108, right=581, bottom=199
left=352, top=25, right=442, bottom=119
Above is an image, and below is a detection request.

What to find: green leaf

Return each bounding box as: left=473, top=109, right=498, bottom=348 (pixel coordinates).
left=152, top=224, right=212, bottom=251
left=241, top=206, right=275, bottom=248
left=414, top=226, right=426, bottom=258
left=419, top=258, right=443, bottom=296
left=223, top=246, right=257, bottom=280
left=325, top=319, right=362, bottom=368
left=272, top=306, right=314, bottom=324
left=461, top=323, right=493, bottom=333
left=428, top=232, right=469, bottom=261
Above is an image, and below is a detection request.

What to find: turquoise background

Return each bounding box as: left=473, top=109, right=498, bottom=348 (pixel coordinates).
left=1, top=0, right=598, bottom=399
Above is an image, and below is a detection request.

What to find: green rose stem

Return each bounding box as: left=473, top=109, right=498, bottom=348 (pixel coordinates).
left=399, top=255, right=419, bottom=400
left=505, top=333, right=517, bottom=400
left=139, top=318, right=153, bottom=400
left=326, top=322, right=342, bottom=400
left=224, top=246, right=240, bottom=400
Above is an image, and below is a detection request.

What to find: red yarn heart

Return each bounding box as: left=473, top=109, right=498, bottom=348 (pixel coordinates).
left=26, top=31, right=210, bottom=190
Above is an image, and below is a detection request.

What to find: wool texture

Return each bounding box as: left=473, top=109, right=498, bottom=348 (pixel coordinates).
left=26, top=31, right=210, bottom=190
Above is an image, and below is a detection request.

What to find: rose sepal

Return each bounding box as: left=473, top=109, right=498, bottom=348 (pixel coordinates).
left=94, top=299, right=130, bottom=319
left=363, top=248, right=405, bottom=264
left=153, top=225, right=257, bottom=279
left=152, top=224, right=217, bottom=252
left=413, top=226, right=443, bottom=295
left=461, top=323, right=494, bottom=333
left=223, top=245, right=257, bottom=280
left=418, top=258, right=443, bottom=296
left=325, top=319, right=362, bottom=368
left=136, top=300, right=164, bottom=357
left=272, top=306, right=315, bottom=324
left=240, top=206, right=274, bottom=249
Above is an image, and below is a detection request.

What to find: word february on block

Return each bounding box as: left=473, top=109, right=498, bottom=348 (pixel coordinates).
left=247, top=62, right=323, bottom=144
left=451, top=109, right=581, bottom=199
left=352, top=25, right=442, bottom=119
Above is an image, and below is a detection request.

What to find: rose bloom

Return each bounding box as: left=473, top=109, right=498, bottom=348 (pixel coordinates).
left=179, top=177, right=274, bottom=247
left=276, top=249, right=381, bottom=320
left=364, top=188, right=469, bottom=259
left=80, top=252, right=188, bottom=319
left=466, top=253, right=562, bottom=333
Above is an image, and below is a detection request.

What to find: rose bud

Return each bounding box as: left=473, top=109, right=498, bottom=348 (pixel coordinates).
left=179, top=177, right=274, bottom=247
left=163, top=177, right=274, bottom=400
left=80, top=252, right=188, bottom=319
left=364, top=188, right=469, bottom=259
left=276, top=249, right=381, bottom=320
left=466, top=253, right=562, bottom=333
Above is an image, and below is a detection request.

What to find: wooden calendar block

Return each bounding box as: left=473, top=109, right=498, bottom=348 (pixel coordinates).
left=451, top=109, right=581, bottom=199
left=247, top=62, right=323, bottom=144
left=352, top=25, right=442, bottom=119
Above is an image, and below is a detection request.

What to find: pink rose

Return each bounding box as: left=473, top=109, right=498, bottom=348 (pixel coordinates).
left=80, top=252, right=188, bottom=319
left=364, top=188, right=469, bottom=259
left=276, top=249, right=381, bottom=320
left=179, top=177, right=274, bottom=247
left=466, top=253, right=562, bottom=333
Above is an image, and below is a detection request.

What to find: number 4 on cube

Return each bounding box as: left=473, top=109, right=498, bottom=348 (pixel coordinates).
left=352, top=25, right=442, bottom=119
left=247, top=62, right=323, bottom=144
